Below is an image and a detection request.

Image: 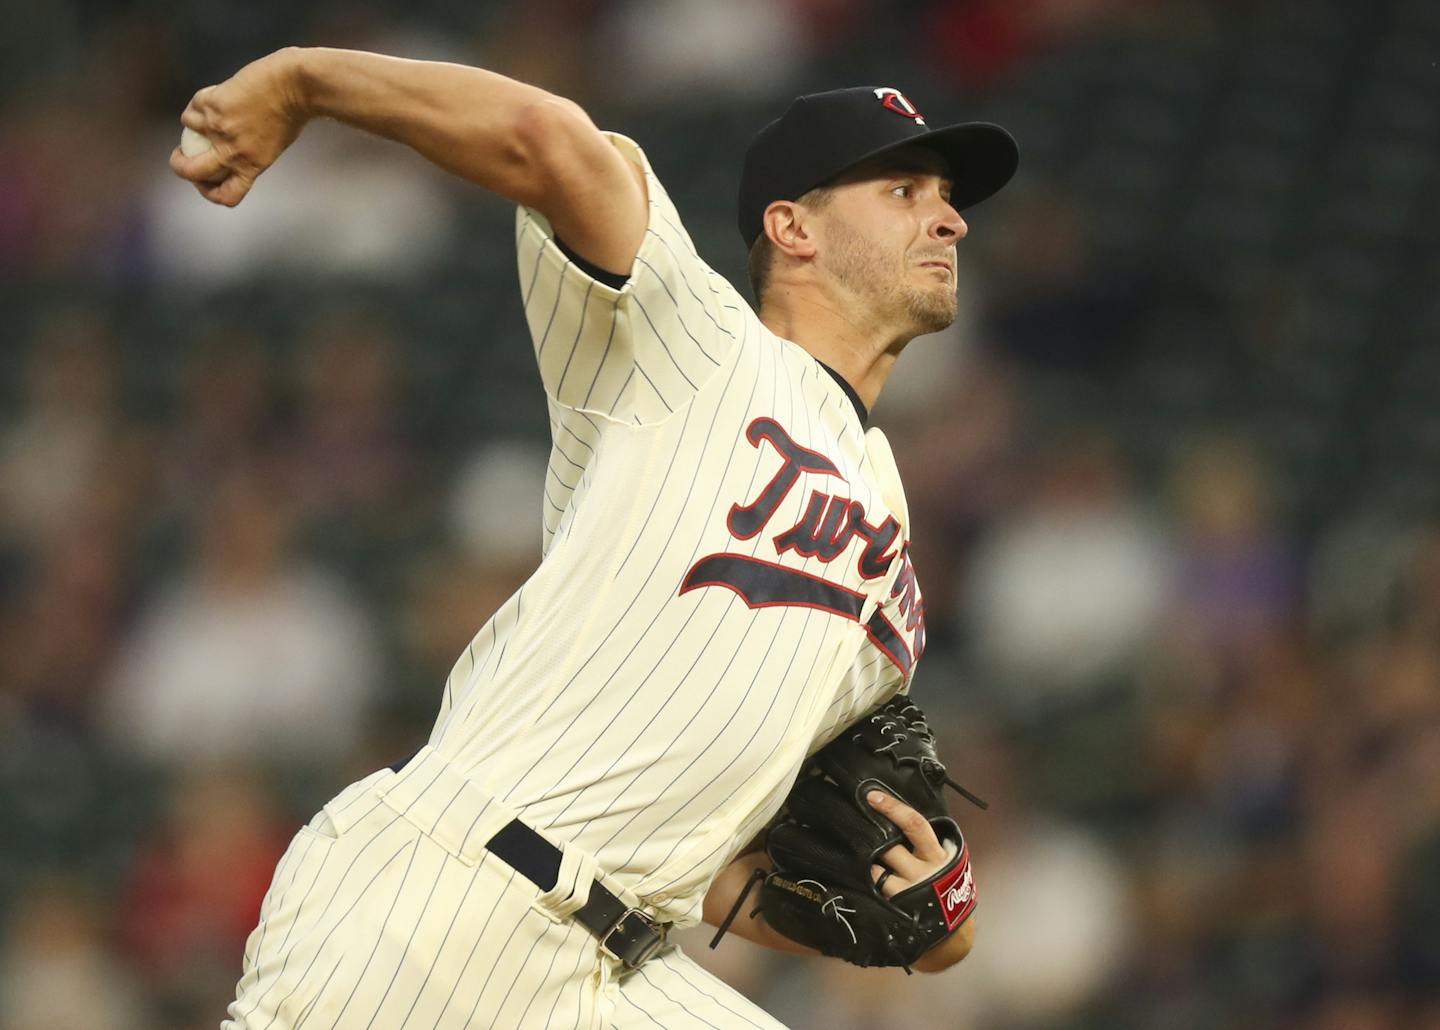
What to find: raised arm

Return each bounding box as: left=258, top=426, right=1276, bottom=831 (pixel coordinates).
left=169, top=47, right=647, bottom=275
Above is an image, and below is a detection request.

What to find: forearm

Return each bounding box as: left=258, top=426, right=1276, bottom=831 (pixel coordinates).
left=174, top=46, right=643, bottom=259
left=702, top=852, right=817, bottom=957
left=290, top=46, right=583, bottom=207
left=911, top=915, right=976, bottom=972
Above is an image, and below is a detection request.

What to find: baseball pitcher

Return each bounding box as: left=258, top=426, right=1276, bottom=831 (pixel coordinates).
left=170, top=47, right=1016, bottom=1028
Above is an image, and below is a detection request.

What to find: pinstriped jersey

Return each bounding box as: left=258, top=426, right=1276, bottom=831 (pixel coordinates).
left=428, top=132, right=928, bottom=926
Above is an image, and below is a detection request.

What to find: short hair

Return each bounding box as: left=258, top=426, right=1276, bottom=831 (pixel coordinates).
left=746, top=184, right=834, bottom=305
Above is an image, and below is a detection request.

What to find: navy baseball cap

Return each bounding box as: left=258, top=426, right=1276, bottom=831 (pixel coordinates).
left=738, top=86, right=1019, bottom=248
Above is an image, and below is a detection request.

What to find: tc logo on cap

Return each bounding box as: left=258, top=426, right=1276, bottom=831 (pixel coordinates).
left=873, top=87, right=925, bottom=125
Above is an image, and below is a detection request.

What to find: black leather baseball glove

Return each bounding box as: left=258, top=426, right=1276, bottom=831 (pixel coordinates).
left=712, top=696, right=984, bottom=969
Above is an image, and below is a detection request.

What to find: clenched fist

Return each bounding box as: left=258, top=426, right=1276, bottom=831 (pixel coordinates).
left=169, top=48, right=310, bottom=207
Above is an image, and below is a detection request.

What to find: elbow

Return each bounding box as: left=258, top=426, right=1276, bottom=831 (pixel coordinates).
left=508, top=95, right=599, bottom=209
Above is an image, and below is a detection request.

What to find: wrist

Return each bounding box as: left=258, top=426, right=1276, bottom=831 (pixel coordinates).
left=913, top=915, right=977, bottom=973
left=276, top=45, right=320, bottom=122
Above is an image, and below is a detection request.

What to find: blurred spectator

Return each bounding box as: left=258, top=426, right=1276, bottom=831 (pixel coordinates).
left=980, top=183, right=1148, bottom=371
left=595, top=0, right=809, bottom=102
left=1396, top=725, right=1440, bottom=991
left=1396, top=528, right=1440, bottom=640
left=1308, top=517, right=1423, bottom=641
left=920, top=0, right=1146, bottom=91
left=478, top=0, right=611, bottom=100
left=0, top=56, right=153, bottom=278
left=158, top=325, right=278, bottom=519
left=0, top=875, right=152, bottom=1030
left=0, top=309, right=146, bottom=549
left=101, top=465, right=379, bottom=765
left=938, top=815, right=1135, bottom=1024
left=963, top=430, right=1169, bottom=709
left=1164, top=436, right=1299, bottom=664
left=0, top=310, right=149, bottom=728
left=117, top=765, right=291, bottom=1023
left=785, top=0, right=875, bottom=49
left=1306, top=991, right=1410, bottom=1030
left=288, top=308, right=416, bottom=527
left=891, top=354, right=1024, bottom=637
left=1303, top=776, right=1402, bottom=985
left=4, top=516, right=130, bottom=726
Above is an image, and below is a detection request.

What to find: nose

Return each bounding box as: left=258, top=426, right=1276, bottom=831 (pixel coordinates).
left=932, top=202, right=967, bottom=242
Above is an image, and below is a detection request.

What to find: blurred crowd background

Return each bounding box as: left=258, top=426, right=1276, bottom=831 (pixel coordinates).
left=2, top=0, right=1439, bottom=1027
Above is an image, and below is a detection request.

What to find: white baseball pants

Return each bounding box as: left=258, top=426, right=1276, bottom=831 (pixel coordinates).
left=223, top=751, right=787, bottom=1029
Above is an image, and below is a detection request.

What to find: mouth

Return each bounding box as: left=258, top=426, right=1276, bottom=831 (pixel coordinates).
left=918, top=260, right=952, bottom=276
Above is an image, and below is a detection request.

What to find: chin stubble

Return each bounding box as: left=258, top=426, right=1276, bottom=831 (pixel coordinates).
left=904, top=280, right=958, bottom=335
left=827, top=220, right=957, bottom=335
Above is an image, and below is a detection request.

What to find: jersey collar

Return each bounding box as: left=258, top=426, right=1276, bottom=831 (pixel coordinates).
left=818, top=361, right=869, bottom=426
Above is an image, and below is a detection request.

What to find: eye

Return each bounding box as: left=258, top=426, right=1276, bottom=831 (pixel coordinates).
left=891, top=183, right=913, bottom=199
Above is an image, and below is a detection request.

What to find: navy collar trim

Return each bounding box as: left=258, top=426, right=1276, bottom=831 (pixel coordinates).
left=818, top=362, right=868, bottom=426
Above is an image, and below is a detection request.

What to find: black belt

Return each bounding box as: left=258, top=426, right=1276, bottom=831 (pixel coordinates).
left=485, top=819, right=669, bottom=968
left=386, top=751, right=668, bottom=969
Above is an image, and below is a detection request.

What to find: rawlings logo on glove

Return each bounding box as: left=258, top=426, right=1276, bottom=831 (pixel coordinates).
left=934, top=850, right=976, bottom=930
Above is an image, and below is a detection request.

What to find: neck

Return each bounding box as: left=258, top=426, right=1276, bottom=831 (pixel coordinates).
left=758, top=285, right=912, bottom=411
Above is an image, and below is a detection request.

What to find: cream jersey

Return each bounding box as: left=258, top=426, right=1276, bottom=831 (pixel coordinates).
left=427, top=132, right=928, bottom=927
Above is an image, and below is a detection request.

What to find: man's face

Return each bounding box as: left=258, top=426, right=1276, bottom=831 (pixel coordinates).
left=810, top=147, right=966, bottom=337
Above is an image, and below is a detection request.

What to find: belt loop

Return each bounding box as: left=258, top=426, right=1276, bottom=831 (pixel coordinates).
left=533, top=842, right=598, bottom=923
left=595, top=867, right=643, bottom=914
left=375, top=745, right=517, bottom=865
left=370, top=747, right=671, bottom=969
left=322, top=766, right=394, bottom=835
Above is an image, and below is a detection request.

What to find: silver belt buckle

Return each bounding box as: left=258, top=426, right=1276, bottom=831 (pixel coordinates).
left=600, top=907, right=668, bottom=968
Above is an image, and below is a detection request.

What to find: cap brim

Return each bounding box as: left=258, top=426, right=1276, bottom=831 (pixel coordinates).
left=831, top=122, right=1019, bottom=211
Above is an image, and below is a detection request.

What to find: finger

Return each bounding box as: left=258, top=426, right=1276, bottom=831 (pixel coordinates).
left=181, top=88, right=226, bottom=137
left=200, top=173, right=252, bottom=208
left=170, top=145, right=227, bottom=185
left=187, top=172, right=233, bottom=205
left=193, top=177, right=220, bottom=203
left=870, top=862, right=909, bottom=899
left=867, top=790, right=947, bottom=864
left=187, top=85, right=219, bottom=117
left=879, top=843, right=927, bottom=880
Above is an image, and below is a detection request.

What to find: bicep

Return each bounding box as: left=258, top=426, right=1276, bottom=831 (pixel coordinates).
left=525, top=101, right=648, bottom=278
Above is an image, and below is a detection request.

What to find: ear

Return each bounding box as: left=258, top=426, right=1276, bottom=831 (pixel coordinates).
left=762, top=200, right=819, bottom=260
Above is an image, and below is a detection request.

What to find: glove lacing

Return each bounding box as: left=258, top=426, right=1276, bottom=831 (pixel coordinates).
left=708, top=866, right=766, bottom=950
left=869, top=709, right=989, bottom=811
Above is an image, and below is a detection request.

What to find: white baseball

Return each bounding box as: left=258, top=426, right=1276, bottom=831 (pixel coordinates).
left=180, top=126, right=214, bottom=157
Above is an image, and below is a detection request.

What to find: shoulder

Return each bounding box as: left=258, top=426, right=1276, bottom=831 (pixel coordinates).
left=517, top=130, right=747, bottom=315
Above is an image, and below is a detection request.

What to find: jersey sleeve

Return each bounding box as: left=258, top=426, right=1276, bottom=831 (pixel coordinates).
left=514, top=132, right=742, bottom=425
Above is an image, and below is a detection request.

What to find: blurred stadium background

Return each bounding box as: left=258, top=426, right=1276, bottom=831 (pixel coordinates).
left=3, top=0, right=1439, bottom=1026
